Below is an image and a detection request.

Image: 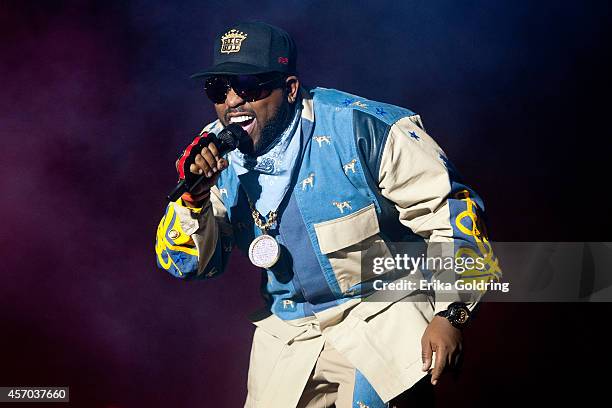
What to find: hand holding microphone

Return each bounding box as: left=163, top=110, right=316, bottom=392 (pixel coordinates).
left=167, top=124, right=249, bottom=205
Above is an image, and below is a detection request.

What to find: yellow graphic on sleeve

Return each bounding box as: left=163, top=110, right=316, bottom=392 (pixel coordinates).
left=453, top=190, right=502, bottom=289
left=155, top=203, right=198, bottom=277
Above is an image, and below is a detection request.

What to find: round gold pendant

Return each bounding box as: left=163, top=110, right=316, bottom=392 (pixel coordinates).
left=248, top=234, right=281, bottom=268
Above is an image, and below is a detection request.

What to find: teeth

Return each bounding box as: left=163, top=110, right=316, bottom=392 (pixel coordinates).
left=230, top=115, right=253, bottom=123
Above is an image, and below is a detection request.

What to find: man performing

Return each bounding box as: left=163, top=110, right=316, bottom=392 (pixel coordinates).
left=155, top=22, right=501, bottom=408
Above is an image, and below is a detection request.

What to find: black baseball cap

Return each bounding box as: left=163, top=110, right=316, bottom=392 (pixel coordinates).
left=191, top=22, right=297, bottom=78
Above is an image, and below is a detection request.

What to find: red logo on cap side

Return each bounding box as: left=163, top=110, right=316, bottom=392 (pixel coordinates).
left=278, top=57, right=289, bottom=64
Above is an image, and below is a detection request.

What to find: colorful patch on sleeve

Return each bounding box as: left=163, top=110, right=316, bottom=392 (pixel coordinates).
left=449, top=188, right=502, bottom=287
left=155, top=203, right=199, bottom=278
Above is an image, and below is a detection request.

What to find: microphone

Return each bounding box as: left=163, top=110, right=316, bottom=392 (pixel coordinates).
left=167, top=123, right=248, bottom=201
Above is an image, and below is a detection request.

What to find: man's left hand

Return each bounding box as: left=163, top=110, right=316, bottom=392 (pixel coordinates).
left=421, top=316, right=463, bottom=385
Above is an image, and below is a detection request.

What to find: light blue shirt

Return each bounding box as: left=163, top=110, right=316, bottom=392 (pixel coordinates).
left=229, top=104, right=302, bottom=217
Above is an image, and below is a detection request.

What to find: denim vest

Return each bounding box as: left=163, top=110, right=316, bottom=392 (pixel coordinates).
left=211, top=87, right=421, bottom=320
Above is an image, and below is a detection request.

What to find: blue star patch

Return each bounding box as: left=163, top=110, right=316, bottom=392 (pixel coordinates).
left=375, top=107, right=386, bottom=116
left=342, top=98, right=354, bottom=107
left=409, top=131, right=420, bottom=140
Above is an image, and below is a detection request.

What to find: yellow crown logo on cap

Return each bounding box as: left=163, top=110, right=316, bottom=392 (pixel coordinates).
left=220, top=29, right=248, bottom=54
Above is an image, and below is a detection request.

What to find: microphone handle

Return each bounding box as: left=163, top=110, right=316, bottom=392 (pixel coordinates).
left=166, top=179, right=189, bottom=202
left=167, top=167, right=216, bottom=202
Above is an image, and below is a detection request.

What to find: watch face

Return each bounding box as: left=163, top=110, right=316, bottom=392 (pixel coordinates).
left=448, top=305, right=470, bottom=326
left=455, top=308, right=469, bottom=324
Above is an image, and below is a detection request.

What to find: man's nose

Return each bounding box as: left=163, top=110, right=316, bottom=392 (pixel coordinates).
left=225, top=87, right=245, bottom=108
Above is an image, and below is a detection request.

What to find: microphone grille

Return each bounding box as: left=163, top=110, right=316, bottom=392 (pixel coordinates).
left=219, top=123, right=248, bottom=149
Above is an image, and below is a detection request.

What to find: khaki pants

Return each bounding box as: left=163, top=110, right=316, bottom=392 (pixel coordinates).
left=296, top=341, right=386, bottom=408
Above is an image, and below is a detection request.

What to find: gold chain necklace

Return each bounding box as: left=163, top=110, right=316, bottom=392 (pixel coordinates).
left=248, top=199, right=278, bottom=233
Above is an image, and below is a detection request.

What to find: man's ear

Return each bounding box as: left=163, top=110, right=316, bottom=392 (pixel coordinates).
left=286, top=76, right=299, bottom=103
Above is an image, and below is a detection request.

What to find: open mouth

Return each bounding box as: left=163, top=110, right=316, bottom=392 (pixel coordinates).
left=229, top=115, right=256, bottom=135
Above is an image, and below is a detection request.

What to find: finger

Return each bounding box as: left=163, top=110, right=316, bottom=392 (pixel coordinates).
left=452, top=343, right=463, bottom=368
left=453, top=348, right=464, bottom=372
left=200, top=147, right=218, bottom=173
left=431, top=346, right=447, bottom=385
left=421, top=338, right=433, bottom=372
left=194, top=153, right=213, bottom=177
left=207, top=141, right=220, bottom=157
left=217, top=157, right=229, bottom=171
left=452, top=348, right=463, bottom=369
left=445, top=345, right=457, bottom=366
left=189, top=163, right=204, bottom=175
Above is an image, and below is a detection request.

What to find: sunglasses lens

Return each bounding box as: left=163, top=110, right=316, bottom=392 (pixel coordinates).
left=204, top=76, right=230, bottom=103
left=231, top=75, right=265, bottom=102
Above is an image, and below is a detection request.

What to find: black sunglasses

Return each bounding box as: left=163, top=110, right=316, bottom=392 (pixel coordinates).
left=204, top=74, right=286, bottom=104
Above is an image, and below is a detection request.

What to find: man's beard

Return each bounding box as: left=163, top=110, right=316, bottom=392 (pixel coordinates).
left=240, top=101, right=295, bottom=157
